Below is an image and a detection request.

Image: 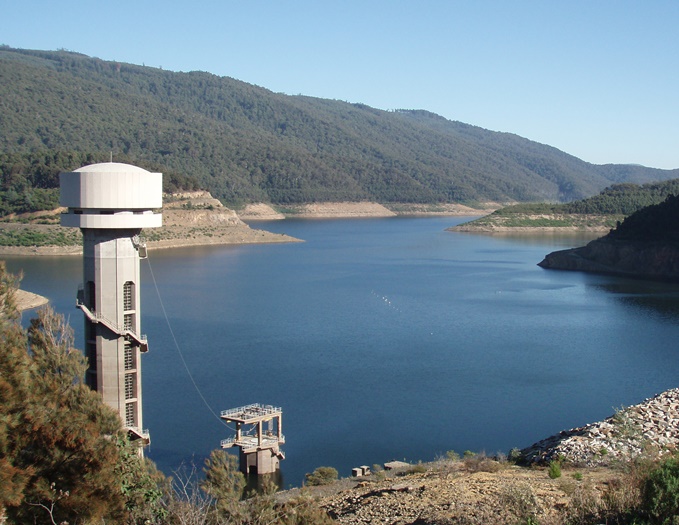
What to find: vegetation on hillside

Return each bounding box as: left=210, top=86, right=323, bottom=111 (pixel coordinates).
left=609, top=193, right=679, bottom=242
left=459, top=179, right=679, bottom=230
left=0, top=150, right=200, bottom=217
left=1, top=46, right=678, bottom=210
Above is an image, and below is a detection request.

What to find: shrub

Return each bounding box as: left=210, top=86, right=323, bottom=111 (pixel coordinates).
left=500, top=482, right=540, bottom=524
left=305, top=466, right=338, bottom=486
left=548, top=460, right=562, bottom=479
left=371, top=464, right=386, bottom=481
left=463, top=452, right=502, bottom=473
left=508, top=447, right=523, bottom=464
left=406, top=462, right=427, bottom=474
left=446, top=450, right=460, bottom=461
left=640, top=456, right=679, bottom=524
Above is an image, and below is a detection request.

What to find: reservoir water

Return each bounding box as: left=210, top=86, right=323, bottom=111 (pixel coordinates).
left=6, top=216, right=679, bottom=488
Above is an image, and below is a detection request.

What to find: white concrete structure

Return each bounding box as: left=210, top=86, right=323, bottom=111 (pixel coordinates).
left=60, top=162, right=162, bottom=443
left=220, top=404, right=285, bottom=475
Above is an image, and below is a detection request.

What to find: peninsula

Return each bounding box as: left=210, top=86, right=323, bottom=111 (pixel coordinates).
left=538, top=194, right=679, bottom=281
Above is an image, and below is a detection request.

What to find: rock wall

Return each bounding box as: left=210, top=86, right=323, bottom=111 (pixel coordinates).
left=538, top=237, right=679, bottom=281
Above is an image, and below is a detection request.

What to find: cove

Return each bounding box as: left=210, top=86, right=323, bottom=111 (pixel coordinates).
left=6, top=216, right=679, bottom=488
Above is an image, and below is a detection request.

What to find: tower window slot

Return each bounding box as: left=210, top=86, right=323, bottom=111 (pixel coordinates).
left=125, top=373, right=135, bottom=400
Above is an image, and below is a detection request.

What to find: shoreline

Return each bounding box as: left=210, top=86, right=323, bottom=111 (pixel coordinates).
left=15, top=289, right=49, bottom=311
left=0, top=201, right=493, bottom=257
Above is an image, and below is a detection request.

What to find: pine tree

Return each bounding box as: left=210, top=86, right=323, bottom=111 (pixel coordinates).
left=0, top=262, right=128, bottom=523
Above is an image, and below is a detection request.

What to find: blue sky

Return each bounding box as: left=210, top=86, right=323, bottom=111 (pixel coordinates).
left=2, top=1, right=678, bottom=169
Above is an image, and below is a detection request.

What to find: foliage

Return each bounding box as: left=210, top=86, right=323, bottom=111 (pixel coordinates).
left=563, top=457, right=654, bottom=525
left=0, top=266, right=125, bottom=522
left=609, top=194, right=679, bottom=242
left=0, top=227, right=81, bottom=247
left=171, top=458, right=333, bottom=525
left=508, top=447, right=523, bottom=464
left=548, top=460, right=562, bottom=479
left=1, top=46, right=677, bottom=210
left=371, top=463, right=386, bottom=481
left=0, top=262, right=168, bottom=524
left=406, top=461, right=428, bottom=474
left=500, top=482, right=540, bottom=525
left=463, top=178, right=679, bottom=230
left=483, top=179, right=679, bottom=218
left=304, top=466, right=339, bottom=486
left=0, top=150, right=200, bottom=217
left=640, top=456, right=679, bottom=524
left=462, top=452, right=503, bottom=473
left=446, top=449, right=461, bottom=461
left=200, top=449, right=246, bottom=520
left=116, top=436, right=168, bottom=524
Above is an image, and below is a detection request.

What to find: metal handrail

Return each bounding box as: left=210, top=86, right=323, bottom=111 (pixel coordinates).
left=76, top=293, right=147, bottom=344
left=220, top=403, right=282, bottom=419
left=220, top=433, right=285, bottom=449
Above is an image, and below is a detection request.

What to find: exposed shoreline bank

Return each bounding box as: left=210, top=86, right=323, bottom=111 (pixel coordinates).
left=15, top=289, right=49, bottom=311
left=237, top=201, right=497, bottom=220
left=0, top=200, right=495, bottom=257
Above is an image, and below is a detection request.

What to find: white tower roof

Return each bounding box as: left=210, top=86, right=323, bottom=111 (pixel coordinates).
left=60, top=162, right=163, bottom=229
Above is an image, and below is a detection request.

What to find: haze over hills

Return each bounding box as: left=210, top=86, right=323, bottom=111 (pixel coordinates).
left=1, top=46, right=678, bottom=208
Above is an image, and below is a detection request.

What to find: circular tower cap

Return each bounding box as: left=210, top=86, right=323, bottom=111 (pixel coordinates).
left=60, top=162, right=163, bottom=229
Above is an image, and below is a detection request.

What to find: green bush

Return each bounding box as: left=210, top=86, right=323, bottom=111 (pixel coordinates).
left=305, top=466, right=338, bottom=486
left=548, top=460, right=562, bottom=479
left=508, top=447, right=523, bottom=464
left=446, top=450, right=460, bottom=461
left=407, top=462, right=427, bottom=474
left=640, top=456, right=679, bottom=524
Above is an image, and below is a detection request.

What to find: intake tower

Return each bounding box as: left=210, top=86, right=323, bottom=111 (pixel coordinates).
left=60, top=162, right=162, bottom=443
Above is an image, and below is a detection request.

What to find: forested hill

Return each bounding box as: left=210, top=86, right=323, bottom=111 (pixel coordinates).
left=2, top=46, right=678, bottom=207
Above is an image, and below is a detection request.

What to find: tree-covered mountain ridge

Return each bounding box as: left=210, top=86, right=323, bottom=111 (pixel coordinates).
left=2, top=45, right=678, bottom=208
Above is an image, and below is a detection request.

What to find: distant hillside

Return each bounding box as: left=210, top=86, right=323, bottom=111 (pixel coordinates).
left=1, top=46, right=678, bottom=209
left=454, top=178, right=679, bottom=231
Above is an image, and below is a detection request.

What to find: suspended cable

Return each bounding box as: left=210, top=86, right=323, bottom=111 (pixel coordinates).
left=144, top=252, right=235, bottom=431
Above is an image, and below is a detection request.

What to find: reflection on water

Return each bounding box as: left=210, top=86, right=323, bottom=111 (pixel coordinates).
left=591, top=280, right=679, bottom=322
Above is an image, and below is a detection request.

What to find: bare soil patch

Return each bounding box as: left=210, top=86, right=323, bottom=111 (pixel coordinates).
left=295, top=461, right=626, bottom=525
left=281, top=202, right=397, bottom=218
left=15, top=289, right=49, bottom=311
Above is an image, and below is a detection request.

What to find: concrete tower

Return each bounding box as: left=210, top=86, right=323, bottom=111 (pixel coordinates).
left=60, top=162, right=162, bottom=443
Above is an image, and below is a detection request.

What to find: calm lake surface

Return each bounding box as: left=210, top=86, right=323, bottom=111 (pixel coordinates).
left=6, top=216, right=679, bottom=487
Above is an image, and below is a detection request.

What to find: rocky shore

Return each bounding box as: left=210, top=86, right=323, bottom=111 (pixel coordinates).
left=521, top=388, right=679, bottom=466
left=538, top=237, right=679, bottom=281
